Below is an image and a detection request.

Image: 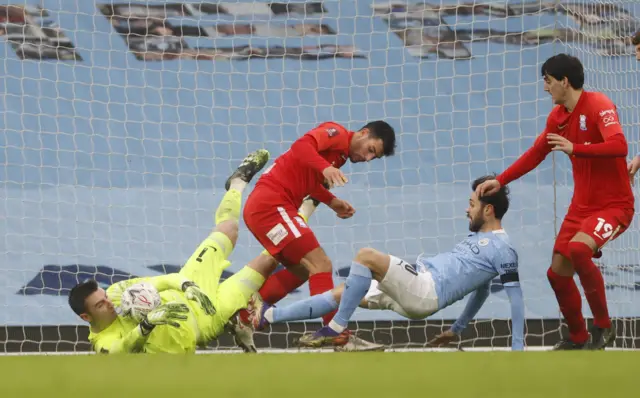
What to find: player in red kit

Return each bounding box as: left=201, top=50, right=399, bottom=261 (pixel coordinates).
left=233, top=120, right=396, bottom=349
left=476, top=54, right=634, bottom=350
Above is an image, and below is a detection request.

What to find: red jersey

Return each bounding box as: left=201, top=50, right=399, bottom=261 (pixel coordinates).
left=255, top=122, right=353, bottom=208
left=497, top=91, right=633, bottom=212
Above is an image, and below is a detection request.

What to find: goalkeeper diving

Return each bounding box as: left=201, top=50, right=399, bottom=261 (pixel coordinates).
left=249, top=176, right=526, bottom=350
left=68, top=149, right=276, bottom=354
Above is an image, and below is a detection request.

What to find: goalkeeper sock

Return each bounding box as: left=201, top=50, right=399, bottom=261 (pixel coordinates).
left=215, top=189, right=242, bottom=224
left=270, top=291, right=337, bottom=323
left=329, top=262, right=371, bottom=333
left=547, top=267, right=589, bottom=344
left=569, top=241, right=611, bottom=329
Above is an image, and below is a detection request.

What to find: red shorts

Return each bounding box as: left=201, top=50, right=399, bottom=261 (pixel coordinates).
left=553, top=207, right=633, bottom=259
left=243, top=187, right=320, bottom=265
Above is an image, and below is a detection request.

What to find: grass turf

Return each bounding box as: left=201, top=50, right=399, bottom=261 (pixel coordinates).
left=1, top=351, right=637, bottom=397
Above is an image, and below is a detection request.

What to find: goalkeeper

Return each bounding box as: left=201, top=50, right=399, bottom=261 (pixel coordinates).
left=68, top=149, right=275, bottom=354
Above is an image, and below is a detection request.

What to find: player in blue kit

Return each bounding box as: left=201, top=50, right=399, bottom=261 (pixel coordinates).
left=247, top=175, right=525, bottom=351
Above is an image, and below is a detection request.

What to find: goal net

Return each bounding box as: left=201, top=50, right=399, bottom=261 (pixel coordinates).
left=1, top=0, right=640, bottom=353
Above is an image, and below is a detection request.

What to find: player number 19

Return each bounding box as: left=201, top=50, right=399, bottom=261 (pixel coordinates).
left=594, top=217, right=613, bottom=239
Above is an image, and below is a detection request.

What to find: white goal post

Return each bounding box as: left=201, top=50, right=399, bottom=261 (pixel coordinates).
left=1, top=0, right=640, bottom=353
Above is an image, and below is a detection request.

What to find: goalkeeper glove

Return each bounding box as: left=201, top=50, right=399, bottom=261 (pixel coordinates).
left=182, top=281, right=216, bottom=315
left=140, top=302, right=190, bottom=334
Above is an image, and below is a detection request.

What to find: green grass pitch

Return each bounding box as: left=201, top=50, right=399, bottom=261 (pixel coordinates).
left=1, top=351, right=637, bottom=397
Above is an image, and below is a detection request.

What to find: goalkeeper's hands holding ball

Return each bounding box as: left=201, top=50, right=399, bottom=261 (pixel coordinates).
left=140, top=302, right=190, bottom=334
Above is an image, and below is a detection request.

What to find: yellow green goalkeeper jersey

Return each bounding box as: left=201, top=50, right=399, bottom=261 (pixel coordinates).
left=89, top=275, right=208, bottom=354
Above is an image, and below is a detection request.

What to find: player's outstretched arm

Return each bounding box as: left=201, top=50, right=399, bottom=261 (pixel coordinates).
left=504, top=285, right=525, bottom=351
left=449, top=282, right=491, bottom=336
left=490, top=132, right=552, bottom=191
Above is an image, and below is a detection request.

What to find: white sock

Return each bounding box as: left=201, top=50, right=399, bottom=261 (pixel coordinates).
left=264, top=307, right=274, bottom=323
left=298, top=198, right=318, bottom=219
left=328, top=319, right=346, bottom=333
left=229, top=179, right=247, bottom=193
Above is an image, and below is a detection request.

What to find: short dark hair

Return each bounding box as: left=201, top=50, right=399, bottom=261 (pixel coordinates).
left=472, top=175, right=510, bottom=220
left=68, top=279, right=99, bottom=316
left=632, top=31, right=640, bottom=46
left=541, top=54, right=584, bottom=90
left=361, top=120, right=396, bottom=157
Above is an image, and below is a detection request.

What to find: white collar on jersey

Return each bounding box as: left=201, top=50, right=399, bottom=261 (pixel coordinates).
left=492, top=229, right=506, bottom=234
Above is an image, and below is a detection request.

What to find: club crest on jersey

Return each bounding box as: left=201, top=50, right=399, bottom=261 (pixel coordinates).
left=326, top=128, right=338, bottom=137
left=579, top=114, right=587, bottom=131
left=478, top=238, right=490, bottom=247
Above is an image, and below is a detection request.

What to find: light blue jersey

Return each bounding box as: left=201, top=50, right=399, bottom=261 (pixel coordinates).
left=417, top=229, right=525, bottom=350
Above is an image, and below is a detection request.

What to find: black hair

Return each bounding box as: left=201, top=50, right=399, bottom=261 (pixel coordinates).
left=632, top=31, right=640, bottom=46
left=68, top=279, right=99, bottom=316
left=472, top=175, right=510, bottom=220
left=361, top=120, right=396, bottom=157
left=540, top=54, right=584, bottom=90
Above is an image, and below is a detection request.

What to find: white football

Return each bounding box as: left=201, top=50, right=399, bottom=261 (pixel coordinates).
left=120, top=282, right=161, bottom=322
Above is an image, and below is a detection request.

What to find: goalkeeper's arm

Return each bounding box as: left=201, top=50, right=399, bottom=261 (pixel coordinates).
left=95, top=303, right=189, bottom=354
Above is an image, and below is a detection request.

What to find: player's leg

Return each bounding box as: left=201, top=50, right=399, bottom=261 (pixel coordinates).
left=297, top=248, right=435, bottom=347
left=207, top=253, right=280, bottom=341
left=233, top=198, right=316, bottom=326
left=248, top=198, right=317, bottom=305
left=547, top=215, right=589, bottom=350
left=568, top=208, right=632, bottom=349
left=179, top=149, right=269, bottom=297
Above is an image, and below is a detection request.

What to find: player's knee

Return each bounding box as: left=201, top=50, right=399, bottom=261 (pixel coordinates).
left=568, top=240, right=593, bottom=260
left=215, top=221, right=238, bottom=247
left=354, top=247, right=380, bottom=268
left=301, top=247, right=332, bottom=274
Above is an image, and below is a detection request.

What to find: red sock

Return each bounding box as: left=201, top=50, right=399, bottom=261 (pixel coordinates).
left=309, top=272, right=335, bottom=325
left=547, top=267, right=589, bottom=344
left=238, top=268, right=305, bottom=324
left=259, top=268, right=306, bottom=304
left=569, top=241, right=611, bottom=329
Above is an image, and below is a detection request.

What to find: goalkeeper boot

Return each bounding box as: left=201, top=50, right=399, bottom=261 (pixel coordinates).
left=248, top=294, right=271, bottom=331
left=225, top=149, right=270, bottom=191
left=297, top=326, right=349, bottom=348
left=588, top=324, right=617, bottom=350
left=333, top=330, right=385, bottom=352
left=227, top=313, right=257, bottom=353
left=552, top=338, right=588, bottom=351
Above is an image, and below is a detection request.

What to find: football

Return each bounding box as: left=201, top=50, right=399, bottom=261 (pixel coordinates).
left=120, top=282, right=162, bottom=322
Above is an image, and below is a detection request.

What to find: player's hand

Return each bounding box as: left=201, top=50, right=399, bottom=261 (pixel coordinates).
left=627, top=155, right=640, bottom=186
left=475, top=179, right=501, bottom=197
left=182, top=282, right=216, bottom=315
left=142, top=302, right=190, bottom=328
left=329, top=198, right=355, bottom=219
left=427, top=329, right=459, bottom=347
left=322, top=166, right=348, bottom=188
left=547, top=133, right=573, bottom=155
